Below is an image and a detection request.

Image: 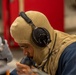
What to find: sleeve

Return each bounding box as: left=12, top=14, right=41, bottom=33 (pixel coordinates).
left=10, top=69, right=17, bottom=75
left=56, top=42, right=76, bottom=75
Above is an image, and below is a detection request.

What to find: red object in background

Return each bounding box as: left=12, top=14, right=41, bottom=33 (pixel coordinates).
left=2, top=0, right=64, bottom=47
left=25, top=0, right=64, bottom=31
left=2, top=0, right=19, bottom=47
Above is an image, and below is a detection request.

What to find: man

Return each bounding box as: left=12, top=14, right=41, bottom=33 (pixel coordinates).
left=10, top=11, right=76, bottom=75
left=0, top=37, right=13, bottom=75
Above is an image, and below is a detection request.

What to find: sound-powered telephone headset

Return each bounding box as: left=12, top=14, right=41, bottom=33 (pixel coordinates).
left=19, top=11, right=51, bottom=47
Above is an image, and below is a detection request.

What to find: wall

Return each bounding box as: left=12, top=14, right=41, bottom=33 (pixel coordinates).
left=0, top=0, right=76, bottom=35
left=64, top=0, right=76, bottom=34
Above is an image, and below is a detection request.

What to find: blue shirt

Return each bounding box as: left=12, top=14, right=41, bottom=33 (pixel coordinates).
left=56, top=42, right=76, bottom=75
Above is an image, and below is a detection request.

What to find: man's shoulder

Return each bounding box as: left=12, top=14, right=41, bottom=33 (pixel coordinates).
left=60, top=42, right=76, bottom=61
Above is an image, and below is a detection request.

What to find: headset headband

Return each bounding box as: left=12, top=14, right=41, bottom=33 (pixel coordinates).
left=19, top=12, right=36, bottom=29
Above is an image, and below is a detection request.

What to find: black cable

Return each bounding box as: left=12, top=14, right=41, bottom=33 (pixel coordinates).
left=41, top=33, right=57, bottom=72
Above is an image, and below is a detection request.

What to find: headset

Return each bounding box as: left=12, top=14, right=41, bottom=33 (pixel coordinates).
left=19, top=11, right=51, bottom=47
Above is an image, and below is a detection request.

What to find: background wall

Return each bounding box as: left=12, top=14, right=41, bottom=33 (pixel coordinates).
left=64, top=0, right=76, bottom=34
left=0, top=0, right=3, bottom=35
left=0, top=0, right=76, bottom=35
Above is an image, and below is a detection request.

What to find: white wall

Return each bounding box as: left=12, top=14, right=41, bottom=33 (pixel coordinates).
left=64, top=0, right=76, bottom=34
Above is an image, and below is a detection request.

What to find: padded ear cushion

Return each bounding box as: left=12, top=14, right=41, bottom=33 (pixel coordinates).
left=32, top=27, right=51, bottom=47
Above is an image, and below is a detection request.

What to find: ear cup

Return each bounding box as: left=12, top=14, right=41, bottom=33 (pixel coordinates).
left=32, top=27, right=51, bottom=47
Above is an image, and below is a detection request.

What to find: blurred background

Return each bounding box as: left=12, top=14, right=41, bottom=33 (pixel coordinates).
left=0, top=0, right=76, bottom=72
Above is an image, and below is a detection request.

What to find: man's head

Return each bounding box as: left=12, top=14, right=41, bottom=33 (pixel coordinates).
left=10, top=11, right=54, bottom=64
left=10, top=11, right=52, bottom=44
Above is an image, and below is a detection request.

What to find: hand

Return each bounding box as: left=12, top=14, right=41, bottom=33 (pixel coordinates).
left=16, top=62, right=37, bottom=75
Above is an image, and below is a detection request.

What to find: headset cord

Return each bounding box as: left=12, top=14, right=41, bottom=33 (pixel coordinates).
left=41, top=33, right=57, bottom=73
